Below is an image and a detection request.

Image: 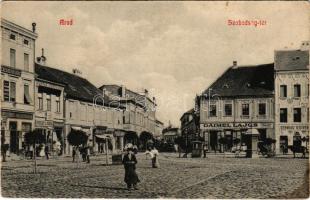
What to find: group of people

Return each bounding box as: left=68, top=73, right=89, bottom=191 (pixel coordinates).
left=122, top=144, right=160, bottom=190
left=72, top=146, right=91, bottom=163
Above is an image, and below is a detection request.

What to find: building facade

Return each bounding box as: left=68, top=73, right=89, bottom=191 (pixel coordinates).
left=162, top=126, right=180, bottom=143
left=180, top=108, right=200, bottom=145
left=274, top=43, right=309, bottom=153
left=1, top=19, right=37, bottom=154
left=198, top=62, right=275, bottom=152
left=100, top=85, right=158, bottom=149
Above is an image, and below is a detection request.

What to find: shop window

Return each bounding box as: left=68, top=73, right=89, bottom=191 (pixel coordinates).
left=10, top=49, right=16, bottom=68
left=24, top=84, right=32, bottom=104
left=294, top=84, right=301, bottom=97
left=242, top=104, right=249, bottom=116
left=24, top=53, right=29, bottom=71
left=209, top=104, right=217, bottom=117
left=258, top=103, right=266, bottom=115
left=293, top=108, right=301, bottom=122
left=280, top=85, right=287, bottom=98
left=224, top=104, right=232, bottom=116
left=280, top=108, right=287, bottom=123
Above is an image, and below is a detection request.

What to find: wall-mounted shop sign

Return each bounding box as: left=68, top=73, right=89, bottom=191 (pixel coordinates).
left=35, top=120, right=53, bottom=127
left=280, top=125, right=308, bottom=131
left=201, top=122, right=273, bottom=129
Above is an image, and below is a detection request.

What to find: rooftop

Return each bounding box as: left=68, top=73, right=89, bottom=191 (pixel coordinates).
left=202, top=63, right=274, bottom=98
left=275, top=50, right=309, bottom=71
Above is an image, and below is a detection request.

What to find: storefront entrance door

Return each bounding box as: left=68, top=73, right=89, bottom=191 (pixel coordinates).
left=210, top=131, right=218, bottom=151
left=9, top=121, right=18, bottom=154
left=280, top=136, right=288, bottom=154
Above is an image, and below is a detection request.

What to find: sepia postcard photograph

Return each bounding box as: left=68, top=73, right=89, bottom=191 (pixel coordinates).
left=0, top=1, right=309, bottom=199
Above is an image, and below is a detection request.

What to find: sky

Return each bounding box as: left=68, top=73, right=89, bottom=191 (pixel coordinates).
left=2, top=1, right=309, bottom=126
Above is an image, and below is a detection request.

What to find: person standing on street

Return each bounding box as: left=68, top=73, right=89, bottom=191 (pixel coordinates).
left=72, top=146, right=76, bottom=162
left=151, top=147, right=159, bottom=168
left=203, top=145, right=208, bottom=158
left=122, top=144, right=140, bottom=190
left=86, top=146, right=90, bottom=163
left=44, top=145, right=49, bottom=160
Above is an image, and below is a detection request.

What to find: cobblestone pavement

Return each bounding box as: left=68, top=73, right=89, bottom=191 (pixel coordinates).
left=1, top=153, right=309, bottom=198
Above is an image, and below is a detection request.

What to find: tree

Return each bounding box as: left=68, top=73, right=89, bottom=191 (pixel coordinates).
left=24, top=129, right=46, bottom=146
left=24, top=129, right=46, bottom=174
left=67, top=129, right=88, bottom=147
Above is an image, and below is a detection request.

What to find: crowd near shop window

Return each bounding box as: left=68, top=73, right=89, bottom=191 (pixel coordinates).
left=293, top=108, right=301, bottom=122
left=280, top=108, right=287, bottom=123
left=10, top=48, right=16, bottom=68
left=3, top=81, right=16, bottom=102
left=258, top=103, right=266, bottom=115
left=24, top=53, right=29, bottom=71
left=46, top=95, right=51, bottom=111
left=224, top=104, right=232, bottom=116
left=24, top=84, right=31, bottom=104
left=294, top=84, right=301, bottom=97
left=209, top=104, right=217, bottom=117
left=242, top=104, right=249, bottom=116
left=280, top=85, right=287, bottom=98
left=10, top=33, right=16, bottom=40
left=56, top=96, right=60, bottom=112
left=38, top=93, right=43, bottom=110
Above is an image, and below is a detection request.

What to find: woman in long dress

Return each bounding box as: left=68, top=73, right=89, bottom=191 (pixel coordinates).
left=122, top=146, right=140, bottom=190
left=151, top=147, right=159, bottom=168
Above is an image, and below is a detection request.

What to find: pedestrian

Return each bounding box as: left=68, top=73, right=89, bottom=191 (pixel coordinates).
left=72, top=146, right=76, bottom=162
left=203, top=145, right=208, bottom=158
left=44, top=145, right=49, bottom=160
left=1, top=143, right=9, bottom=162
left=122, top=144, right=140, bottom=190
left=133, top=145, right=138, bottom=154
left=151, top=147, right=159, bottom=168
left=81, top=146, right=86, bottom=162
left=86, top=146, right=90, bottom=163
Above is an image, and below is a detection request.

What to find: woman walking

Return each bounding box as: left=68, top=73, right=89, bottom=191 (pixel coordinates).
left=122, top=144, right=140, bottom=190
left=151, top=147, right=159, bottom=168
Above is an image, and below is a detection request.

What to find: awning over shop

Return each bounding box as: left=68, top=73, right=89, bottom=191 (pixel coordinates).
left=246, top=128, right=259, bottom=135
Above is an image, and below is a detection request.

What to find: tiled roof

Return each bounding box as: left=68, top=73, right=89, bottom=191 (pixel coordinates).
left=275, top=50, right=309, bottom=71
left=202, top=63, right=274, bottom=98
left=180, top=108, right=194, bottom=120
left=35, top=63, right=109, bottom=104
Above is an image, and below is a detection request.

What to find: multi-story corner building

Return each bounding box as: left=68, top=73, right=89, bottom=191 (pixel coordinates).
left=274, top=42, right=309, bottom=154
left=34, top=51, right=65, bottom=154
left=198, top=62, right=275, bottom=152
left=180, top=108, right=200, bottom=147
left=1, top=19, right=38, bottom=154
left=35, top=63, right=125, bottom=155
left=100, top=85, right=157, bottom=149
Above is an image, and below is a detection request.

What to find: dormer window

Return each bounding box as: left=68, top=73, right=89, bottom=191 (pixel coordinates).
left=10, top=34, right=16, bottom=40
left=223, top=84, right=229, bottom=89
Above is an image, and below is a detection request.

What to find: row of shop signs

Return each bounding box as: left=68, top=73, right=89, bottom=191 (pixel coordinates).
left=201, top=122, right=273, bottom=130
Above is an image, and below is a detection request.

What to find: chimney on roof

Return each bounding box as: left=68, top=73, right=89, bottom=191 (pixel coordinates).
left=32, top=22, right=36, bottom=33
left=36, top=48, right=47, bottom=65
left=102, top=88, right=106, bottom=98
left=121, top=85, right=126, bottom=98
left=232, top=61, right=238, bottom=68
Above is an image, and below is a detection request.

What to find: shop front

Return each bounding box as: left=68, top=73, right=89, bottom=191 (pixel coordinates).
left=201, top=122, right=274, bottom=153
left=278, top=125, right=309, bottom=154
left=1, top=110, right=34, bottom=154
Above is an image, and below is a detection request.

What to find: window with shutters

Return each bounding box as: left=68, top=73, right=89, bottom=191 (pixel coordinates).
left=24, top=53, right=29, bottom=71
left=10, top=49, right=16, bottom=68
left=24, top=84, right=32, bottom=104
left=3, top=81, right=16, bottom=102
